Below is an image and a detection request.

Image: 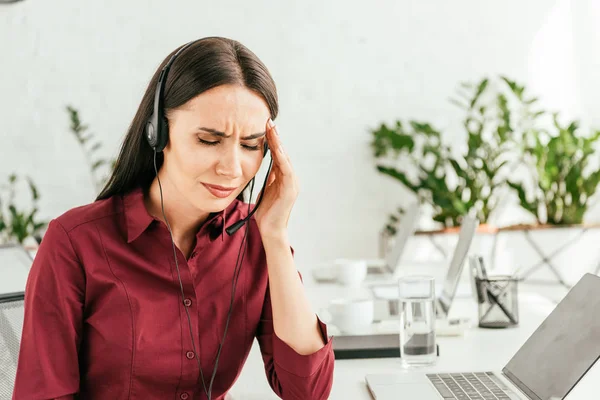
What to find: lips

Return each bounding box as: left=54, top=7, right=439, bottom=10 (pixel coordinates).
left=201, top=183, right=237, bottom=199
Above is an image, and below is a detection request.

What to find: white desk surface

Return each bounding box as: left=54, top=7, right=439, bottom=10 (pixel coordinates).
left=229, top=277, right=558, bottom=400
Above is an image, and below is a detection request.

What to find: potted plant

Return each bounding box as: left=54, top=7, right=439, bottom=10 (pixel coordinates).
left=0, top=108, right=113, bottom=247
left=0, top=173, right=47, bottom=246
left=370, top=76, right=540, bottom=236
left=495, top=114, right=600, bottom=287
left=508, top=114, right=600, bottom=226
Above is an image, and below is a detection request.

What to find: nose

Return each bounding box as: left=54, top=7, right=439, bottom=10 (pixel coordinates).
left=215, top=145, right=243, bottom=179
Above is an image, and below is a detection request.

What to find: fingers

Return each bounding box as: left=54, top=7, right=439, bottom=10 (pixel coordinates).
left=266, top=119, right=293, bottom=176
left=267, top=163, right=277, bottom=186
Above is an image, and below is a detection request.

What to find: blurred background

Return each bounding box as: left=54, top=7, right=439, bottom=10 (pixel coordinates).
left=4, top=1, right=600, bottom=399
left=2, top=0, right=600, bottom=289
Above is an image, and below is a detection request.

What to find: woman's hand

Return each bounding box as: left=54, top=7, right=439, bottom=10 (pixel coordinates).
left=254, top=119, right=299, bottom=240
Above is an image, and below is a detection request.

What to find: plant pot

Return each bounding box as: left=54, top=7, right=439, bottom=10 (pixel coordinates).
left=493, top=223, right=600, bottom=287
left=414, top=223, right=499, bottom=236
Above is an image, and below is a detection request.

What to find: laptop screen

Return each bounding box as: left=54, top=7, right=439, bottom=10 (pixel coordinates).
left=502, top=274, right=600, bottom=400
left=384, top=202, right=420, bottom=273
left=437, top=215, right=479, bottom=315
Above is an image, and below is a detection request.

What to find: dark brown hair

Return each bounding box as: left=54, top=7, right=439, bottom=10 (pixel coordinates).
left=96, top=37, right=278, bottom=201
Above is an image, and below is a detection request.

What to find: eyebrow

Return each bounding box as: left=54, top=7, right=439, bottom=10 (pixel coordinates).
left=197, top=127, right=266, bottom=140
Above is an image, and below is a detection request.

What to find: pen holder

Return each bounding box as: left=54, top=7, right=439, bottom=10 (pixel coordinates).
left=474, top=275, right=519, bottom=329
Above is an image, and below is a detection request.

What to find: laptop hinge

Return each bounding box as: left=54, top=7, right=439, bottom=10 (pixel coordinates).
left=501, top=369, right=541, bottom=400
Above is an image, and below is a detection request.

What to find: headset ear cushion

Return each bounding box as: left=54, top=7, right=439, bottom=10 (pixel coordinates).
left=155, top=117, right=169, bottom=152
left=145, top=120, right=157, bottom=149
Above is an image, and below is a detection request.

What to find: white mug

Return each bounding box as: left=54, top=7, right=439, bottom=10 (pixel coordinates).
left=320, top=297, right=374, bottom=334
left=335, top=258, right=367, bottom=286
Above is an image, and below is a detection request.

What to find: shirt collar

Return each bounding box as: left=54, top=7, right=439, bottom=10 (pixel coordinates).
left=123, top=186, right=232, bottom=243
left=123, top=187, right=154, bottom=243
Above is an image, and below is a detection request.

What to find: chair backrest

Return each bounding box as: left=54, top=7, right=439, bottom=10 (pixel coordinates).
left=0, top=292, right=25, bottom=400
left=0, top=244, right=33, bottom=295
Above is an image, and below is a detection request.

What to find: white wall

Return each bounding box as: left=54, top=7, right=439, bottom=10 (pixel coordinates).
left=2, top=0, right=600, bottom=271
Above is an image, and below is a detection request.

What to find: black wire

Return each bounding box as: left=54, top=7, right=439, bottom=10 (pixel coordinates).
left=153, top=150, right=209, bottom=399
left=207, top=177, right=254, bottom=397
left=234, top=158, right=273, bottom=227
left=154, top=149, right=256, bottom=400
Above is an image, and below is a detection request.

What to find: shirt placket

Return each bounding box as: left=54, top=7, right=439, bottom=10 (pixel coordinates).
left=176, top=215, right=223, bottom=400
left=172, top=248, right=200, bottom=399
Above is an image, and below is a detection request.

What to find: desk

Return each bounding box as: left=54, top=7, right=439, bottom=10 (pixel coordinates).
left=229, top=278, right=557, bottom=400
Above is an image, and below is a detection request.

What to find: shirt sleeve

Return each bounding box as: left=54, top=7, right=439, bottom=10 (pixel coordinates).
left=255, top=272, right=335, bottom=400
left=12, top=219, right=84, bottom=400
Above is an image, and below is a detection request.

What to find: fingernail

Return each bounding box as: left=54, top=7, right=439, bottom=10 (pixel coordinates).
left=268, top=118, right=275, bottom=128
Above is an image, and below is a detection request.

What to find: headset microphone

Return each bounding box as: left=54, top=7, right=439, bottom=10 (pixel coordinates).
left=145, top=38, right=273, bottom=235
left=225, top=153, right=272, bottom=235
left=145, top=38, right=273, bottom=400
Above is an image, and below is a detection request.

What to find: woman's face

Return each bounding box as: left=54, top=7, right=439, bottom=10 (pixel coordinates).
left=162, top=84, right=270, bottom=213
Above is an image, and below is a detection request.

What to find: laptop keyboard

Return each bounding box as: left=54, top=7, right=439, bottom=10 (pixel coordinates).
left=427, top=372, right=518, bottom=399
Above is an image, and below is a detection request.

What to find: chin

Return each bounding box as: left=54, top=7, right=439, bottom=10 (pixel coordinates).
left=195, top=190, right=241, bottom=213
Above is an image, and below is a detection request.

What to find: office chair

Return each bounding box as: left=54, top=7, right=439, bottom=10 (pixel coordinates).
left=0, top=292, right=24, bottom=399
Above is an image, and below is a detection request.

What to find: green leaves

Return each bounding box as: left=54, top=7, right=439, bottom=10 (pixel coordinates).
left=371, top=114, right=469, bottom=227
left=0, top=174, right=47, bottom=244
left=507, top=181, right=539, bottom=222
left=376, top=166, right=419, bottom=193
left=91, top=159, right=107, bottom=171
left=369, top=75, right=600, bottom=231
left=514, top=116, right=600, bottom=224
left=66, top=105, right=116, bottom=193
left=471, top=78, right=489, bottom=108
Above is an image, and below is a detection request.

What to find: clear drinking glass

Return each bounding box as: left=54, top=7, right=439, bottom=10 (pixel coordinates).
left=398, top=275, right=437, bottom=368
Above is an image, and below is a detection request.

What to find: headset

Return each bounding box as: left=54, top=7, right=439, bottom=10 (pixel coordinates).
left=145, top=38, right=274, bottom=400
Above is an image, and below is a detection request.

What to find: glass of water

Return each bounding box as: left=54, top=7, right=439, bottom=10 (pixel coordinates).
left=398, top=275, right=437, bottom=368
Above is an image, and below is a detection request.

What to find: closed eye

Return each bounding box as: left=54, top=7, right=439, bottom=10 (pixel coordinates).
left=197, top=138, right=218, bottom=146
left=197, top=138, right=261, bottom=151
left=242, top=144, right=260, bottom=151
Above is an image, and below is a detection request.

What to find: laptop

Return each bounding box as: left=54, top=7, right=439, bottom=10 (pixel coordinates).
left=365, top=273, right=600, bottom=400
left=312, top=202, right=420, bottom=284
left=370, top=214, right=480, bottom=321
left=434, top=214, right=479, bottom=318
left=366, top=202, right=421, bottom=279
left=330, top=215, right=478, bottom=358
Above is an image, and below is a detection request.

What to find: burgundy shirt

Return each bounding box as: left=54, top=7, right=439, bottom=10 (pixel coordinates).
left=13, top=187, right=334, bottom=400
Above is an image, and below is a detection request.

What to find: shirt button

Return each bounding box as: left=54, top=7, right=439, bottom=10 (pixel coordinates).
left=180, top=393, right=189, bottom=400
left=186, top=351, right=195, bottom=359
left=183, top=298, right=192, bottom=307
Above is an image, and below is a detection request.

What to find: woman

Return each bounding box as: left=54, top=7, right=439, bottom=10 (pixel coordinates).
left=13, top=37, right=334, bottom=400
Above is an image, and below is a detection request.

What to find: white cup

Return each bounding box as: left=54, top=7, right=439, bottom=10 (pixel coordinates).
left=334, top=258, right=367, bottom=286
left=320, top=297, right=374, bottom=334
